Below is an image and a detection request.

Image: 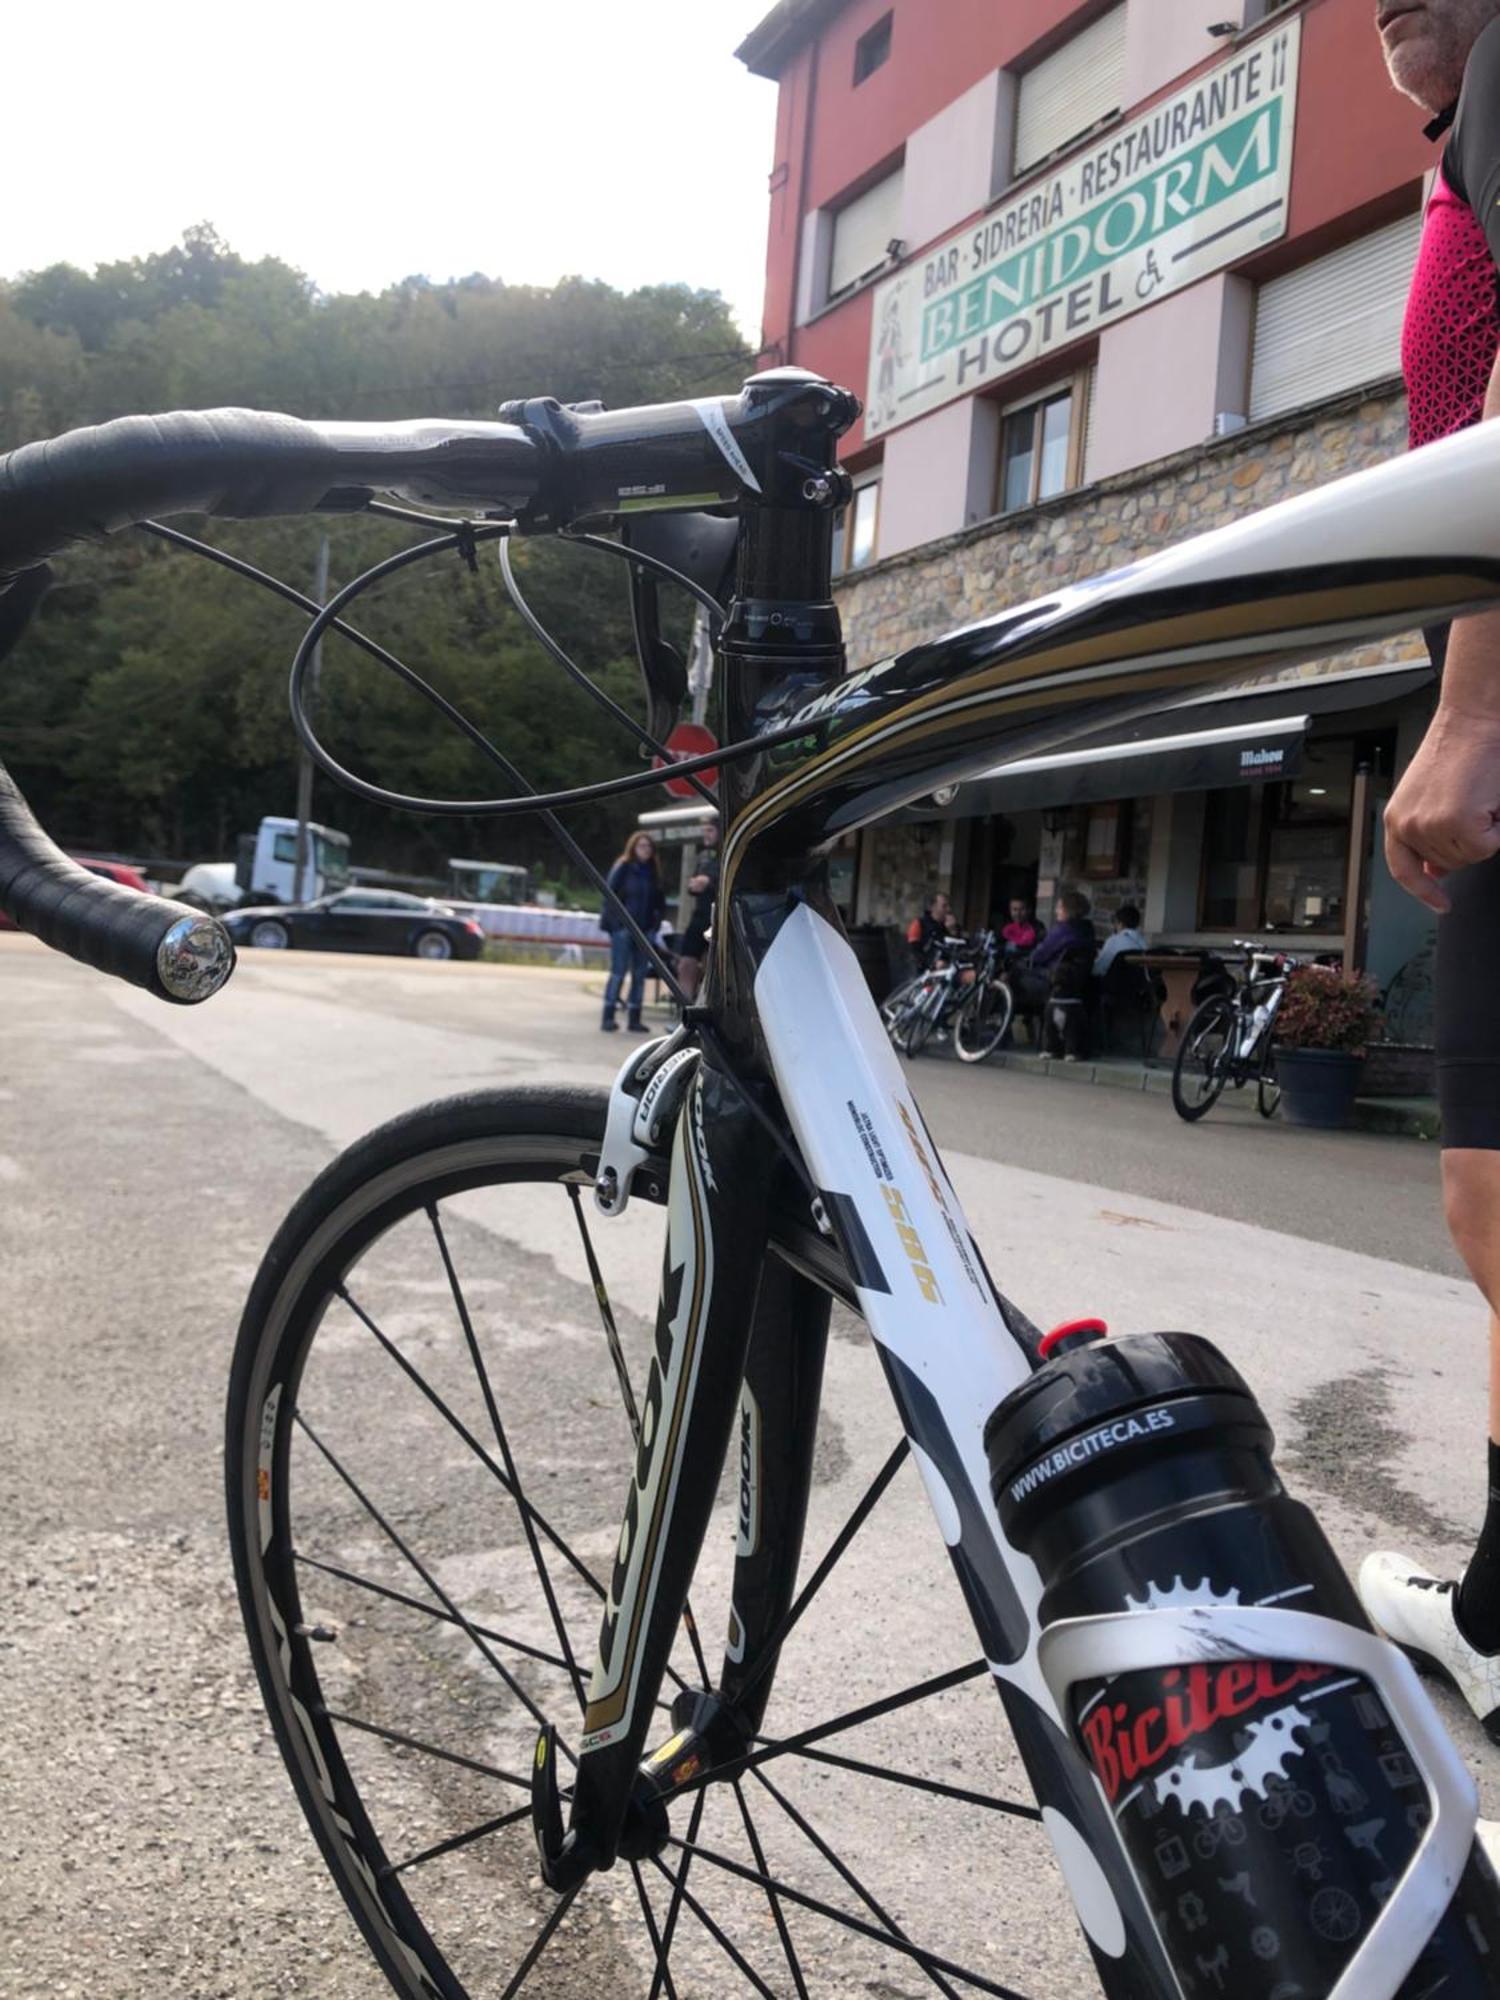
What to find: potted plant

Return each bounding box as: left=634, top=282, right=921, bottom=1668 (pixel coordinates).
left=1271, top=965, right=1382, bottom=1129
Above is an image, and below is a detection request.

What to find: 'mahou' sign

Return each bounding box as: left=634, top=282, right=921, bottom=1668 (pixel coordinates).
left=864, top=17, right=1301, bottom=439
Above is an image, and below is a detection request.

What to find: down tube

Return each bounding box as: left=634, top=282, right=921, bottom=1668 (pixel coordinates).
left=754, top=900, right=1180, bottom=2000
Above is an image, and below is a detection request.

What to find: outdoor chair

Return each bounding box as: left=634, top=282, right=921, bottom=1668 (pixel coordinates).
left=1096, top=951, right=1165, bottom=1060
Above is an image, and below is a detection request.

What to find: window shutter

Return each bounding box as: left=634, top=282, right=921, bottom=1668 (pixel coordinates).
left=1248, top=213, right=1421, bottom=423
left=1081, top=364, right=1098, bottom=484
left=1013, top=6, right=1127, bottom=178
left=829, top=170, right=904, bottom=298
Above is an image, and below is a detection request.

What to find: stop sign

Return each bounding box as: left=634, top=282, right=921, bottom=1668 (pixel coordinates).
left=655, top=722, right=719, bottom=798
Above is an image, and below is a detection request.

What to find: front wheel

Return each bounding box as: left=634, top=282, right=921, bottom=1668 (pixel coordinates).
left=250, top=918, right=291, bottom=949
left=954, top=977, right=1014, bottom=1063
left=1171, top=996, right=1234, bottom=1121
left=226, top=1088, right=1051, bottom=1999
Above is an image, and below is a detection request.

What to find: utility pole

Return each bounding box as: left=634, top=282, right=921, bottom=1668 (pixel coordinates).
left=292, top=535, right=330, bottom=905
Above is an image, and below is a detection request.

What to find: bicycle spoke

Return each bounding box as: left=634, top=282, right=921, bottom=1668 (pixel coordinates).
left=563, top=1184, right=713, bottom=1692
left=384, top=1801, right=533, bottom=1877
left=734, top=1779, right=810, bottom=2000
left=336, top=1280, right=607, bottom=1605
left=751, top=1766, right=961, bottom=2000
left=629, top=1861, right=681, bottom=2000
left=498, top=1884, right=580, bottom=2000
left=736, top=1438, right=909, bottom=1702
left=567, top=1180, right=642, bottom=1437
left=665, top=1831, right=1033, bottom=2000
left=427, top=1201, right=587, bottom=1715
left=294, top=1411, right=574, bottom=1763
left=676, top=1659, right=989, bottom=1796
left=319, top=1707, right=531, bottom=1790
left=762, top=1740, right=1041, bottom=1822
left=646, top=1853, right=781, bottom=2000
left=295, top=1552, right=583, bottom=1681
left=647, top=1787, right=706, bottom=2000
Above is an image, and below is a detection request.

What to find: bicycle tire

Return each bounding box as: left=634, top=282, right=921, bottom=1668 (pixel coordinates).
left=1257, top=1036, right=1282, bottom=1119
left=1171, top=997, right=1234, bottom=1121
left=900, top=993, right=941, bottom=1057
left=953, top=978, right=1014, bottom=1063
left=226, top=1086, right=1056, bottom=1999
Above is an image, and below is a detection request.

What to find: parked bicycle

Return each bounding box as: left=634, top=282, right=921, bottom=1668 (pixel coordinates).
left=1171, top=940, right=1298, bottom=1123
left=882, top=927, right=1015, bottom=1062
left=4, top=375, right=1500, bottom=1998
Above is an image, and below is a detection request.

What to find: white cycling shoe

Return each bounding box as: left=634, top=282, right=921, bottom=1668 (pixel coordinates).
left=1359, top=1551, right=1500, bottom=1745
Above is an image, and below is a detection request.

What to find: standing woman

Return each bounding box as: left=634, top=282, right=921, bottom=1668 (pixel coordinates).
left=600, top=831, right=666, bottom=1033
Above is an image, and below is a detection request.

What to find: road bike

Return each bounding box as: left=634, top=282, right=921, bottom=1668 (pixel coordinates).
left=4, top=376, right=1500, bottom=1999
left=1170, top=941, right=1298, bottom=1123
left=883, top=930, right=1015, bottom=1062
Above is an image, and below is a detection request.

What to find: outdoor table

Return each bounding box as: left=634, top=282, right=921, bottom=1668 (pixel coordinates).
left=1136, top=952, right=1202, bottom=1060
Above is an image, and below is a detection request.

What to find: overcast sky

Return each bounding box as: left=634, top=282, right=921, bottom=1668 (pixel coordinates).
left=3, top=1, right=779, bottom=339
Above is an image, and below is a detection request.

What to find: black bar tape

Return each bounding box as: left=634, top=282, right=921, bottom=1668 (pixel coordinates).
left=0, top=768, right=234, bottom=1004
left=0, top=409, right=544, bottom=581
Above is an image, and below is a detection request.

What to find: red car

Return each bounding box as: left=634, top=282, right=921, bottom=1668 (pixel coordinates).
left=0, top=855, right=151, bottom=930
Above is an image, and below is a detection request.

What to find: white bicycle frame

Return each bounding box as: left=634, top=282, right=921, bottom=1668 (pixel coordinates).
left=746, top=901, right=1478, bottom=1998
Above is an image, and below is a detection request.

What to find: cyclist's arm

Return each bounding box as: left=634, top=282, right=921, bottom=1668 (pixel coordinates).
left=1385, top=21, right=1500, bottom=908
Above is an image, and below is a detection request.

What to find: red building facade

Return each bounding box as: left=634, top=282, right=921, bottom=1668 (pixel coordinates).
left=734, top=0, right=1442, bottom=1013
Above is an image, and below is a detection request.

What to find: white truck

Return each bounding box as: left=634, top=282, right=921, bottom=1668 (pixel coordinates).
left=234, top=816, right=352, bottom=906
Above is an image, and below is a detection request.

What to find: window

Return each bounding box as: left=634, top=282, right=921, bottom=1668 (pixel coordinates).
left=837, top=477, right=881, bottom=573
left=828, top=167, right=904, bottom=300
left=854, top=12, right=892, bottom=85
left=997, top=377, right=1087, bottom=512
left=1248, top=212, right=1422, bottom=422
left=1199, top=741, right=1356, bottom=932
left=1012, top=5, right=1126, bottom=179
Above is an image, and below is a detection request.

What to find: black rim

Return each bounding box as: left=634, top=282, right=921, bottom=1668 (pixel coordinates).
left=1172, top=999, right=1232, bottom=1118
left=955, top=981, right=1011, bottom=1061
left=230, top=1111, right=1050, bottom=1999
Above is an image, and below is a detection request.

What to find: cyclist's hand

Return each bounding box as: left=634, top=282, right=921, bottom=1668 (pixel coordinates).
left=687, top=873, right=709, bottom=893
left=1384, top=703, right=1500, bottom=913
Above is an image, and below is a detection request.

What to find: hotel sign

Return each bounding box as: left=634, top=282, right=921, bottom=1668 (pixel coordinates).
left=864, top=17, right=1301, bottom=438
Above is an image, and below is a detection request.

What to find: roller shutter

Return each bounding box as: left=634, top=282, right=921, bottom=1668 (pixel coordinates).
left=1248, top=212, right=1422, bottom=422
left=1013, top=6, right=1127, bottom=178
left=829, top=170, right=904, bottom=298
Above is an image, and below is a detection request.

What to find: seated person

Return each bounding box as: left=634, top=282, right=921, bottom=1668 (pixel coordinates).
left=1000, top=897, right=1038, bottom=957
left=905, top=892, right=951, bottom=974
left=1010, top=892, right=1097, bottom=1044
left=1092, top=903, right=1147, bottom=980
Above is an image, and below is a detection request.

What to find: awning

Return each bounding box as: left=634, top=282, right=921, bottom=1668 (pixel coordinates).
left=905, top=658, right=1432, bottom=821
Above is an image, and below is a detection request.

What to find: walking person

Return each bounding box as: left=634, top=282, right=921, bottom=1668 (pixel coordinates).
left=1362, top=0, right=1500, bottom=1742
left=675, top=817, right=719, bottom=1006
left=599, top=831, right=666, bottom=1033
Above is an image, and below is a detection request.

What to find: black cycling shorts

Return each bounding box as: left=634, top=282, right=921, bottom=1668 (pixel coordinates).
left=1426, top=624, right=1500, bottom=1148
left=679, top=922, right=710, bottom=960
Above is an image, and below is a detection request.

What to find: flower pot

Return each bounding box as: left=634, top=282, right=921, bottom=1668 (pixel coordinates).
left=1273, top=1046, right=1365, bottom=1130
left=1360, top=1041, right=1435, bottom=1098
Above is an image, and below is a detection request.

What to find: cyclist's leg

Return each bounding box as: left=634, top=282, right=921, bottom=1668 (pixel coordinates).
left=1362, top=844, right=1500, bottom=1735
left=625, top=938, right=650, bottom=1029
left=603, top=931, right=630, bottom=1029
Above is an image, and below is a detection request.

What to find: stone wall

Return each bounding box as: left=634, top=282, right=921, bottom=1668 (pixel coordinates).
left=834, top=378, right=1424, bottom=681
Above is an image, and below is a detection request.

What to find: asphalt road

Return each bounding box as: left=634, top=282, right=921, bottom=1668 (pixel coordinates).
left=2, top=933, right=1493, bottom=2000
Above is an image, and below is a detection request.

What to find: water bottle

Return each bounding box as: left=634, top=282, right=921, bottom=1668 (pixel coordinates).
left=985, top=1331, right=1500, bottom=1997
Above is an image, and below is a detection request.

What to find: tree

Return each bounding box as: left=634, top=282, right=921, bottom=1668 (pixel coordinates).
left=0, top=228, right=747, bottom=883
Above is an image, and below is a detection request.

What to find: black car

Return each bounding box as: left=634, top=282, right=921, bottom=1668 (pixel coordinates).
left=224, top=889, right=485, bottom=961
